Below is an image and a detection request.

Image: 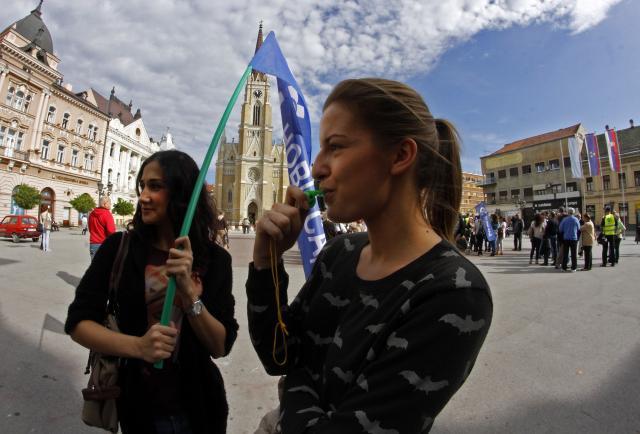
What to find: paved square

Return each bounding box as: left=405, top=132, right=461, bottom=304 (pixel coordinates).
left=0, top=230, right=638, bottom=433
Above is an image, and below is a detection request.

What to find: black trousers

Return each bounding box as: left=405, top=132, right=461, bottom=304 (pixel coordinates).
left=562, top=240, right=578, bottom=270
left=513, top=233, right=522, bottom=250
left=602, top=235, right=616, bottom=265
left=583, top=245, right=592, bottom=270
left=614, top=237, right=621, bottom=263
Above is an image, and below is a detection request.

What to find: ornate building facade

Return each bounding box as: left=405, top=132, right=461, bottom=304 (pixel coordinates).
left=0, top=3, right=109, bottom=225
left=460, top=172, right=483, bottom=216
left=215, top=25, right=288, bottom=226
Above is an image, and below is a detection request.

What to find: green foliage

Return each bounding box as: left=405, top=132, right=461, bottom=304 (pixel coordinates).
left=112, top=198, right=135, bottom=216
left=13, top=184, right=41, bottom=210
left=69, top=193, right=96, bottom=214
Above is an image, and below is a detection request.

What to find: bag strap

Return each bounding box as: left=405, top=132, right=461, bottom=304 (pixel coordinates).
left=107, top=231, right=130, bottom=315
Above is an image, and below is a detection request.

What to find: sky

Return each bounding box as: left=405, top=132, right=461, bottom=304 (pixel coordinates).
left=1, top=0, right=637, bottom=179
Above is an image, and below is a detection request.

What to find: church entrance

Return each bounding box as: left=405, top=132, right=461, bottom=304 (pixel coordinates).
left=247, top=202, right=258, bottom=225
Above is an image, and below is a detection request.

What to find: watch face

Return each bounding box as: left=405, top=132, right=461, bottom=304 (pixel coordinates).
left=253, top=89, right=263, bottom=98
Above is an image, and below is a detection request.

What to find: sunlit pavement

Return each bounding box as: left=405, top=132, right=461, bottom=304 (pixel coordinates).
left=0, top=230, right=638, bottom=433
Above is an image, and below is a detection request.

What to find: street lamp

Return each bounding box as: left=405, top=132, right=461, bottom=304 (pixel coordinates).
left=97, top=181, right=103, bottom=204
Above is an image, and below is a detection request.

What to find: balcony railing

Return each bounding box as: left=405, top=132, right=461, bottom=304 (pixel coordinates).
left=481, top=177, right=497, bottom=186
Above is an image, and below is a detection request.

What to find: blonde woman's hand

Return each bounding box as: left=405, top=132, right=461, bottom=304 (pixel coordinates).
left=253, top=186, right=309, bottom=269
left=138, top=322, right=178, bottom=363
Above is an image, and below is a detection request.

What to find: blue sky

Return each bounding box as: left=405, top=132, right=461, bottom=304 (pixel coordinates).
left=405, top=0, right=639, bottom=173
left=2, top=0, right=636, bottom=180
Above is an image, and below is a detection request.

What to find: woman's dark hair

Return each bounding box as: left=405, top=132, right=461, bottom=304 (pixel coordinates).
left=534, top=213, right=544, bottom=227
left=323, top=78, right=462, bottom=241
left=132, top=150, right=218, bottom=269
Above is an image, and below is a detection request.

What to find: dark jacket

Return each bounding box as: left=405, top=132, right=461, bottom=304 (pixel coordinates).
left=512, top=218, right=524, bottom=234
left=66, top=231, right=238, bottom=433
left=544, top=218, right=559, bottom=238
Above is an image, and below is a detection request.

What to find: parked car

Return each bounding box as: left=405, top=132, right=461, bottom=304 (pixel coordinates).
left=0, top=215, right=41, bottom=243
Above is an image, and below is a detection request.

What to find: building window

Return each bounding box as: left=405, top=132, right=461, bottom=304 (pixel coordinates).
left=499, top=190, right=508, bottom=201
left=511, top=189, right=520, bottom=198
left=586, top=204, right=596, bottom=221
left=564, top=156, right=571, bottom=168
left=619, top=202, right=628, bottom=219
left=498, top=170, right=506, bottom=179
left=634, top=171, right=640, bottom=187
left=618, top=173, right=626, bottom=189
left=586, top=177, right=593, bottom=192
left=0, top=126, right=4, bottom=145
left=135, top=128, right=141, bottom=137
left=566, top=182, right=577, bottom=192
left=24, top=95, right=32, bottom=112
left=509, top=167, right=518, bottom=177
left=5, top=87, right=14, bottom=105
left=110, top=143, right=116, bottom=157
left=227, top=190, right=232, bottom=204
left=534, top=187, right=547, bottom=196
left=16, top=132, right=24, bottom=150
left=602, top=175, right=610, bottom=190
left=523, top=187, right=533, bottom=198
left=535, top=162, right=545, bottom=173
left=487, top=192, right=496, bottom=203
left=71, top=149, right=79, bottom=166
left=61, top=113, right=70, bottom=129
left=84, top=153, right=94, bottom=171
left=75, top=119, right=83, bottom=135
left=56, top=145, right=65, bottom=163
left=253, top=102, right=261, bottom=126
left=107, top=169, right=112, bottom=183
left=87, top=124, right=97, bottom=140
left=41, top=139, right=50, bottom=159
left=549, top=159, right=560, bottom=170
left=47, top=105, right=56, bottom=123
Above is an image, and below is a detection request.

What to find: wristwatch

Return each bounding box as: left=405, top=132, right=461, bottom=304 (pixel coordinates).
left=187, top=298, right=203, bottom=317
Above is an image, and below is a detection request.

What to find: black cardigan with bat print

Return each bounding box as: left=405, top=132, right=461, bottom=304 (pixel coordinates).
left=246, top=233, right=493, bottom=433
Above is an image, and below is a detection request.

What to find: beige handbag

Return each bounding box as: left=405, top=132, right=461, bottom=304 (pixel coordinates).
left=81, top=232, right=130, bottom=433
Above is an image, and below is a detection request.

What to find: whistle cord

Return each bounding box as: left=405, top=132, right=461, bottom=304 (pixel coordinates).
left=270, top=238, right=289, bottom=366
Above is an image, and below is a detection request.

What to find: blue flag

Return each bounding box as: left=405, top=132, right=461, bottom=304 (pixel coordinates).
left=250, top=32, right=325, bottom=277
left=475, top=201, right=496, bottom=242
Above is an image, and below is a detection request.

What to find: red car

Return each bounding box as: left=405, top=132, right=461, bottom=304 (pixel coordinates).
left=0, top=214, right=41, bottom=243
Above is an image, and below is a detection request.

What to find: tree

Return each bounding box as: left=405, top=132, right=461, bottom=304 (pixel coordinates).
left=69, top=193, right=96, bottom=214
left=112, top=198, right=135, bottom=217
left=13, top=184, right=41, bottom=211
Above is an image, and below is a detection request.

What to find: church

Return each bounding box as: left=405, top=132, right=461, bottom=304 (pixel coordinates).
left=215, top=24, right=289, bottom=226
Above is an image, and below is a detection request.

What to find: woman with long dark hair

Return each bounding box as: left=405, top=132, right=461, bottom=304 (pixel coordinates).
left=529, top=213, right=546, bottom=264
left=246, top=78, right=492, bottom=433
left=66, top=150, right=238, bottom=433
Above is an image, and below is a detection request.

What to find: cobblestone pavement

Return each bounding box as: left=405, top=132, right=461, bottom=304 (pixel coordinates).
left=0, top=229, right=638, bottom=433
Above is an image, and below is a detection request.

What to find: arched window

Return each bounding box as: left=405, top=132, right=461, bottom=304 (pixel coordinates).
left=62, top=113, right=70, bottom=129
left=47, top=106, right=56, bottom=123
left=5, top=87, right=14, bottom=106
left=87, top=124, right=97, bottom=140
left=14, top=91, right=25, bottom=110
left=110, top=142, right=115, bottom=157
left=75, top=119, right=83, bottom=135
left=40, top=139, right=51, bottom=159
left=253, top=102, right=261, bottom=126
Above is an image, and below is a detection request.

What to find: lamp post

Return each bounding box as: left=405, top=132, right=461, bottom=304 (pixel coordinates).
left=97, top=180, right=103, bottom=204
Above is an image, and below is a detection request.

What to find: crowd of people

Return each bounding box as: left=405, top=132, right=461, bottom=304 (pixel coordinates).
left=455, top=205, right=628, bottom=272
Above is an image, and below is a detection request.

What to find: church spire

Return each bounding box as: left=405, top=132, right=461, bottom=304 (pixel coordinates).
left=254, top=21, right=263, bottom=54
left=32, top=1, right=44, bottom=17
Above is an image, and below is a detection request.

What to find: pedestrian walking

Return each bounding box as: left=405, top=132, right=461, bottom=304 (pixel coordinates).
left=529, top=213, right=545, bottom=264
left=559, top=207, right=580, bottom=272
left=242, top=217, right=250, bottom=234
left=81, top=214, right=88, bottom=235
left=39, top=205, right=53, bottom=252
left=66, top=150, right=239, bottom=433
left=247, top=78, right=492, bottom=433
left=580, top=213, right=595, bottom=270
left=614, top=211, right=626, bottom=264
left=600, top=206, right=617, bottom=267
left=88, top=197, right=116, bottom=260
left=512, top=214, right=523, bottom=251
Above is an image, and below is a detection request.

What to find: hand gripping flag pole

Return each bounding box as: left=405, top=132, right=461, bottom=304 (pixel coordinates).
left=154, top=65, right=253, bottom=369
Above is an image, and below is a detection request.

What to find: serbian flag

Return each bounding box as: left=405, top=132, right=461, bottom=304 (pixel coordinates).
left=605, top=128, right=622, bottom=173
left=585, top=133, right=600, bottom=176
left=250, top=32, right=325, bottom=277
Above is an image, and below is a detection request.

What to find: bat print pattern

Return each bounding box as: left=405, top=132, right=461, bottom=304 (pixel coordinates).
left=386, top=332, right=408, bottom=350
left=439, top=313, right=485, bottom=334
left=344, top=238, right=355, bottom=251
left=320, top=261, right=333, bottom=279
left=355, top=411, right=400, bottom=434
left=357, top=373, right=369, bottom=391
left=400, top=299, right=411, bottom=314
left=307, top=331, right=334, bottom=346
left=401, top=280, right=415, bottom=291
left=297, top=406, right=324, bottom=414
left=365, top=323, right=385, bottom=334
left=332, top=366, right=354, bottom=383
left=288, top=385, right=319, bottom=400
left=454, top=267, right=472, bottom=288
left=441, top=250, right=459, bottom=257
left=399, top=371, right=449, bottom=395
left=360, top=293, right=380, bottom=309
left=248, top=303, right=268, bottom=313
left=323, top=292, right=350, bottom=308
left=332, top=328, right=343, bottom=348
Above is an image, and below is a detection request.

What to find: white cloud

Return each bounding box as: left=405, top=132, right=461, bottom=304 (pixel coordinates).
left=0, top=0, right=622, bottom=168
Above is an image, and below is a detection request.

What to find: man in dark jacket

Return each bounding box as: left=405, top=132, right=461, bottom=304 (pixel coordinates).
left=512, top=214, right=523, bottom=251
left=543, top=211, right=559, bottom=266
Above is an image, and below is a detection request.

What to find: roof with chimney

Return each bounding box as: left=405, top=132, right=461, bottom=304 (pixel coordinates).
left=594, top=123, right=640, bottom=157
left=10, top=1, right=54, bottom=55
left=483, top=124, right=582, bottom=158
left=86, top=88, right=139, bottom=125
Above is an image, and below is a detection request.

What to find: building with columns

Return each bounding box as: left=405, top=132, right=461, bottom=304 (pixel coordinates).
left=81, top=87, right=174, bottom=225
left=0, top=3, right=109, bottom=225
left=215, top=24, right=288, bottom=226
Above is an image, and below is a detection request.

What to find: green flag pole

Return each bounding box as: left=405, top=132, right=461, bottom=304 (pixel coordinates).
left=155, top=65, right=253, bottom=369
